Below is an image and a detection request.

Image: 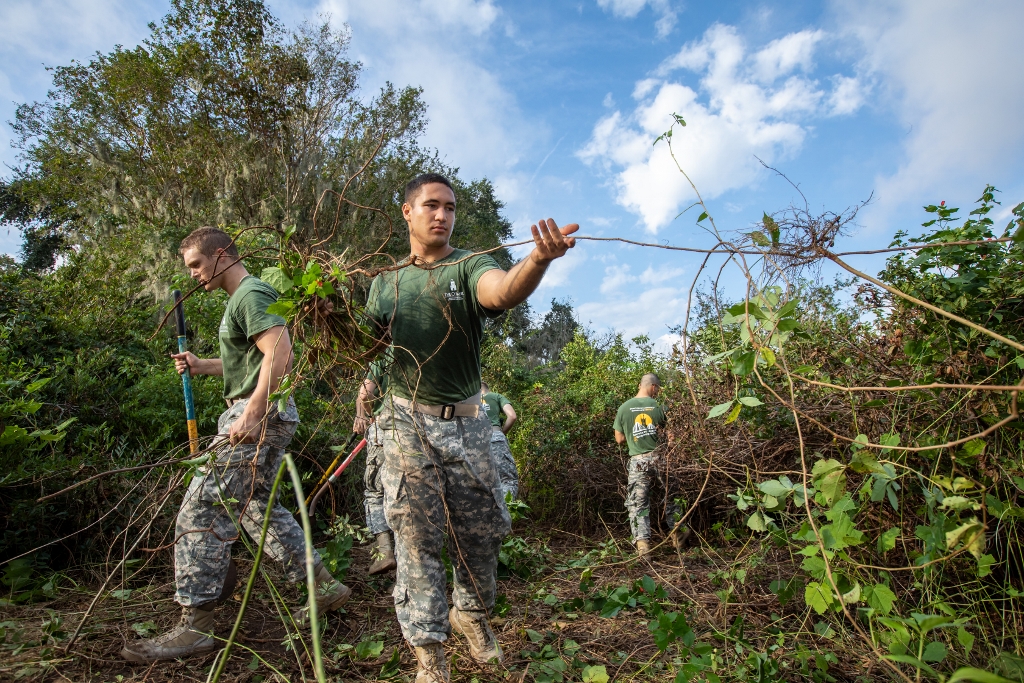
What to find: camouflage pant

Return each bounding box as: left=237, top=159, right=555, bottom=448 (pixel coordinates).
left=625, top=451, right=680, bottom=542
left=174, top=398, right=317, bottom=607
left=380, top=402, right=511, bottom=647
left=363, top=421, right=390, bottom=535
left=490, top=428, right=519, bottom=501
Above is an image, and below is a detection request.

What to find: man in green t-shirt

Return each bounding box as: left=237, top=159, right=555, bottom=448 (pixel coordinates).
left=121, top=227, right=351, bottom=663
left=353, top=353, right=396, bottom=575
left=365, top=173, right=577, bottom=682
left=480, top=381, right=519, bottom=501
left=613, top=373, right=678, bottom=557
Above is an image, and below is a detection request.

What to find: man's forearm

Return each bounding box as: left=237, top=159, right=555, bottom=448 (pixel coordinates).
left=247, top=339, right=290, bottom=418
left=487, top=257, right=551, bottom=311
left=196, top=358, right=223, bottom=376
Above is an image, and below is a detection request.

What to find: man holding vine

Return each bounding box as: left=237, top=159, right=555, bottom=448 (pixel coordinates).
left=365, top=173, right=577, bottom=682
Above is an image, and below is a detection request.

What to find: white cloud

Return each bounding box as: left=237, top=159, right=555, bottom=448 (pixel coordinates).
left=828, top=75, right=864, bottom=116
left=596, top=0, right=676, bottom=38
left=600, top=263, right=637, bottom=293
left=316, top=0, right=528, bottom=177
left=577, top=284, right=689, bottom=341
left=580, top=24, right=860, bottom=233
left=751, top=29, right=824, bottom=82
left=639, top=264, right=684, bottom=284
left=833, top=0, right=1024, bottom=226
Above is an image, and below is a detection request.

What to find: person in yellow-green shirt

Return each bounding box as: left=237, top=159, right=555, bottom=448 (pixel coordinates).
left=613, top=373, right=679, bottom=557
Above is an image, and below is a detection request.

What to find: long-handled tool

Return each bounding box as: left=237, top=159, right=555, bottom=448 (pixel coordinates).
left=303, top=432, right=359, bottom=508
left=307, top=437, right=367, bottom=518
left=172, top=290, right=200, bottom=454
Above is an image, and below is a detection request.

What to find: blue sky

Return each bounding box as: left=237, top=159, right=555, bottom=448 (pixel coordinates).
left=3, top=0, right=1024, bottom=349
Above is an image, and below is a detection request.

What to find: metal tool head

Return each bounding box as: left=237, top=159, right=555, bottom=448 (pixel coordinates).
left=172, top=290, right=187, bottom=337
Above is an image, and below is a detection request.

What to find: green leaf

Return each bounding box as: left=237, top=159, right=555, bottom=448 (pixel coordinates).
left=724, top=401, right=743, bottom=424
left=746, top=511, right=767, bottom=532
left=922, top=641, right=947, bottom=663
left=957, top=626, right=975, bottom=655
left=265, top=300, right=296, bottom=317
left=877, top=528, right=900, bottom=554
left=697, top=211, right=708, bottom=223
left=758, top=480, right=791, bottom=498
left=354, top=639, right=384, bottom=660
left=707, top=401, right=734, bottom=419
left=978, top=554, right=996, bottom=578
left=111, top=589, right=132, bottom=600
left=947, top=667, right=1016, bottom=683
left=760, top=347, right=776, bottom=367
left=261, top=266, right=293, bottom=294
left=750, top=231, right=770, bottom=247
left=812, top=458, right=847, bottom=506
left=731, top=351, right=756, bottom=376
left=995, top=652, right=1024, bottom=681
left=24, top=378, right=52, bottom=393
left=582, top=665, right=610, bottom=683
left=738, top=396, right=763, bottom=407
left=864, top=583, right=896, bottom=614
left=526, top=628, right=545, bottom=643
left=804, top=582, right=834, bottom=614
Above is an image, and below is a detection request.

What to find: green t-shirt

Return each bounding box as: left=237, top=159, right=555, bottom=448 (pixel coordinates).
left=365, top=249, right=501, bottom=405
left=613, top=397, right=666, bottom=456
left=367, top=355, right=391, bottom=416
left=219, top=276, right=288, bottom=400
left=482, top=392, right=511, bottom=427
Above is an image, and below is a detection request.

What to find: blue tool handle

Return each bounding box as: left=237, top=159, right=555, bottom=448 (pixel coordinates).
left=172, top=290, right=199, bottom=452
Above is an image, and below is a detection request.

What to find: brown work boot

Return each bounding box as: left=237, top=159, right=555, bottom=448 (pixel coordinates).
left=120, top=605, right=217, bottom=662
left=368, top=531, right=397, bottom=575
left=293, top=561, right=352, bottom=626
left=636, top=539, right=651, bottom=557
left=415, top=642, right=450, bottom=683
left=449, top=605, right=502, bottom=663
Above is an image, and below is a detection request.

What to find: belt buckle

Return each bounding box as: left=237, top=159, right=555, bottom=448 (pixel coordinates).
left=440, top=404, right=456, bottom=420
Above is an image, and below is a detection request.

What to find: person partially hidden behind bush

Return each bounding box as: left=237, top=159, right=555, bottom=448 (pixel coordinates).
left=613, top=373, right=680, bottom=557
left=120, top=227, right=351, bottom=663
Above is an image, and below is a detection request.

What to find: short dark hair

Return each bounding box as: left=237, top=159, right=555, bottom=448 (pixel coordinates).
left=640, top=373, right=661, bottom=387
left=404, top=173, right=455, bottom=204
left=180, top=227, right=239, bottom=257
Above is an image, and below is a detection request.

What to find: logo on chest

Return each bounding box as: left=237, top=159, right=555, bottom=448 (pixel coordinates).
left=443, top=278, right=465, bottom=302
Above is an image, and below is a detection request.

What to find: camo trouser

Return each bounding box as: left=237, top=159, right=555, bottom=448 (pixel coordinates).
left=380, top=401, right=511, bottom=647
left=363, top=421, right=390, bottom=535
left=490, top=428, right=519, bottom=501
left=174, top=398, right=319, bottom=607
left=625, top=451, right=680, bottom=542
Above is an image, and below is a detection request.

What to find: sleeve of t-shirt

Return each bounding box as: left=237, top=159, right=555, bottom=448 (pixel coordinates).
left=654, top=405, right=667, bottom=427
left=237, top=287, right=287, bottom=341
left=467, top=254, right=502, bottom=319
left=613, top=406, right=624, bottom=433
left=498, top=394, right=511, bottom=410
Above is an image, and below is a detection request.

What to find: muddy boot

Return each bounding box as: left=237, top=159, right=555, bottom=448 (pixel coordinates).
left=414, top=642, right=450, bottom=683
left=368, top=531, right=397, bottom=575
left=449, top=606, right=502, bottom=664
left=636, top=539, right=651, bottom=557
left=293, top=560, right=352, bottom=627
left=120, top=604, right=217, bottom=663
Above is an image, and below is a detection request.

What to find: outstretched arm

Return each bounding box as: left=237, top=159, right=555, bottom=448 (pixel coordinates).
left=476, top=218, right=578, bottom=311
